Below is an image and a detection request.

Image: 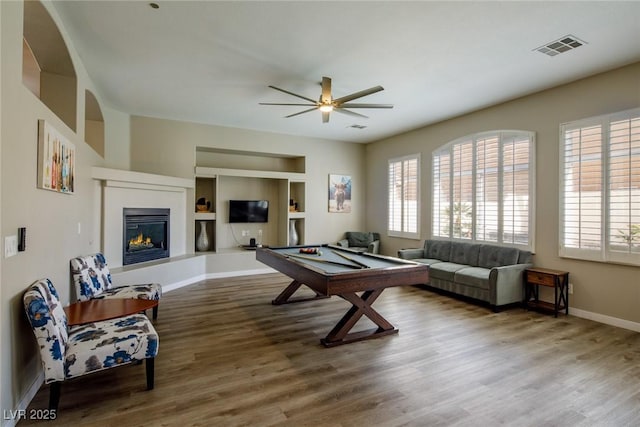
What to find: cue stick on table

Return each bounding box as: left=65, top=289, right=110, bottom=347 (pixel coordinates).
left=286, top=253, right=363, bottom=269
left=331, top=249, right=371, bottom=269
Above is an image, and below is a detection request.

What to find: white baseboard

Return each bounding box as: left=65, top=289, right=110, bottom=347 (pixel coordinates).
left=569, top=307, right=640, bottom=333
left=162, top=267, right=275, bottom=293
left=3, top=371, right=45, bottom=427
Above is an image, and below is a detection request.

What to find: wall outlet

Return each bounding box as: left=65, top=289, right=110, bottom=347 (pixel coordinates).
left=241, top=230, right=249, bottom=237
left=4, top=235, right=18, bottom=258
left=568, top=283, right=574, bottom=294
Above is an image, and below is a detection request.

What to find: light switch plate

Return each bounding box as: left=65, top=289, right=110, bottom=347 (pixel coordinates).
left=4, top=235, right=18, bottom=258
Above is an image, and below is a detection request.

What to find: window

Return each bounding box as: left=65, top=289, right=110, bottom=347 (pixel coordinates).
left=560, top=108, right=640, bottom=266
left=432, top=131, right=535, bottom=250
left=388, top=154, right=420, bottom=238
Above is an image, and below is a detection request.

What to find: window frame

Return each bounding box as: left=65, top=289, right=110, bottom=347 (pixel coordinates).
left=388, top=153, right=421, bottom=239
left=431, top=130, right=536, bottom=251
left=559, top=107, right=640, bottom=266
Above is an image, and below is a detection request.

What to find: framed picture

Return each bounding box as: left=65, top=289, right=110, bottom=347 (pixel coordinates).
left=328, top=174, right=351, bottom=213
left=37, top=120, right=75, bottom=194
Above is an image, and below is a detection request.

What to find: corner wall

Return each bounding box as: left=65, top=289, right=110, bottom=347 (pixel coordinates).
left=365, top=62, right=640, bottom=324
left=129, top=116, right=368, bottom=253
left=0, top=1, right=130, bottom=420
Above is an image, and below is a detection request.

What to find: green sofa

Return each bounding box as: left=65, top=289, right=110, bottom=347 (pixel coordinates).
left=398, top=240, right=532, bottom=309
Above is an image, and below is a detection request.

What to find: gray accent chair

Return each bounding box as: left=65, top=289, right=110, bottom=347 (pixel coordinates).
left=398, top=239, right=532, bottom=310
left=337, top=231, right=380, bottom=254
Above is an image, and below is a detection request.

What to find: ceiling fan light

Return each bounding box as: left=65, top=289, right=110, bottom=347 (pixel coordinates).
left=319, top=105, right=333, bottom=112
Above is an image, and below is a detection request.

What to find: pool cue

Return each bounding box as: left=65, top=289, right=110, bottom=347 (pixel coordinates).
left=286, top=253, right=363, bottom=269
left=331, top=249, right=371, bottom=269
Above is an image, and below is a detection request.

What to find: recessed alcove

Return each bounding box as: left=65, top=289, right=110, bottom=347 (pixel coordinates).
left=85, top=90, right=105, bottom=156
left=195, top=147, right=306, bottom=173
left=22, top=0, right=77, bottom=131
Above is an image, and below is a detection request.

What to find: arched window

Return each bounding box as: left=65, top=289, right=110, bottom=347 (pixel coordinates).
left=432, top=130, right=535, bottom=250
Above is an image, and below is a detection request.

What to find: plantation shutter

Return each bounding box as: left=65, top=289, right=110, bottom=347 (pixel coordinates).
left=388, top=155, right=420, bottom=238
left=502, top=134, right=531, bottom=246
left=607, top=115, right=640, bottom=262
left=476, top=136, right=499, bottom=242
left=432, top=150, right=451, bottom=238
left=561, top=123, right=603, bottom=258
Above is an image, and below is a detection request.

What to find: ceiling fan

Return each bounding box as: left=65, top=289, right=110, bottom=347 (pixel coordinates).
left=260, top=76, right=393, bottom=123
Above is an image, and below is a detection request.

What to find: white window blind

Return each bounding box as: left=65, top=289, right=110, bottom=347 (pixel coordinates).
left=432, top=131, right=535, bottom=250
left=388, top=154, right=420, bottom=238
left=560, top=108, right=640, bottom=266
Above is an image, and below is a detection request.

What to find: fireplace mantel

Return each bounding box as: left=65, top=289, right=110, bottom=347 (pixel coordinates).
left=93, top=167, right=193, bottom=268
left=92, top=167, right=194, bottom=191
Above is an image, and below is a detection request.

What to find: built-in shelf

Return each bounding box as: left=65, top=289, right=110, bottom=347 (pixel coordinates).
left=193, top=162, right=306, bottom=252
left=195, top=212, right=216, bottom=220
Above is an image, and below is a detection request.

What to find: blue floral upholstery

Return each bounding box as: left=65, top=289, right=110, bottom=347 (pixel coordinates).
left=23, top=279, right=159, bottom=410
left=70, top=253, right=162, bottom=318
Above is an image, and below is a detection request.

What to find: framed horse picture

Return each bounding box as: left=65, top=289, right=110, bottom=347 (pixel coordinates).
left=328, top=174, right=351, bottom=213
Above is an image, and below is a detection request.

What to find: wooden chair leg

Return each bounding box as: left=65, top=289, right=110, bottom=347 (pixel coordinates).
left=49, top=382, right=61, bottom=411
left=152, top=305, right=158, bottom=320
left=146, top=358, right=155, bottom=390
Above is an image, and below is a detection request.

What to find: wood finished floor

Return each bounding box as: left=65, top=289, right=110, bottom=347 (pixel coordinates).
left=23, top=274, right=640, bottom=426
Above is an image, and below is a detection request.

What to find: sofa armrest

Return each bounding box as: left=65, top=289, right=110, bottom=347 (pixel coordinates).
left=397, top=248, right=425, bottom=260
left=489, top=263, right=532, bottom=306
left=368, top=240, right=380, bottom=254
left=337, top=239, right=349, bottom=248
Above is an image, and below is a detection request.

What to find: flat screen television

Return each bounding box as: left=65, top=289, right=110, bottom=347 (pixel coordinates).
left=229, top=200, right=269, bottom=223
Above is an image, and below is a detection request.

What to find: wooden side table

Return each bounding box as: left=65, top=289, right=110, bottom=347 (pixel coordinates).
left=64, top=299, right=159, bottom=326
left=524, top=267, right=569, bottom=317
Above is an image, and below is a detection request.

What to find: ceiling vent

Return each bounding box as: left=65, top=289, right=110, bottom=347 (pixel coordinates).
left=348, top=124, right=367, bottom=130
left=535, top=35, right=586, bottom=57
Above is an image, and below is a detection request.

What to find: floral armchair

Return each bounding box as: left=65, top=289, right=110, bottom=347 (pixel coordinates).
left=70, top=253, right=162, bottom=319
left=23, top=278, right=159, bottom=411
left=336, top=231, right=381, bottom=254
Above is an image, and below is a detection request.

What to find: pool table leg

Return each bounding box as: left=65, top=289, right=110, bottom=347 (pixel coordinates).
left=320, top=289, right=398, bottom=347
left=272, top=280, right=330, bottom=305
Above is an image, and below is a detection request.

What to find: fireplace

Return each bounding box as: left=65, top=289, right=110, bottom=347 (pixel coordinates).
left=123, top=208, right=170, bottom=265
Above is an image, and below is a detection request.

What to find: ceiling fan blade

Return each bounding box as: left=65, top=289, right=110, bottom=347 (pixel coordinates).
left=284, top=107, right=318, bottom=118
left=333, top=85, right=384, bottom=105
left=322, top=110, right=330, bottom=123
left=333, top=108, right=369, bottom=119
left=340, top=103, right=394, bottom=109
left=268, top=85, right=318, bottom=104
left=259, top=103, right=317, bottom=106
left=321, top=76, right=332, bottom=104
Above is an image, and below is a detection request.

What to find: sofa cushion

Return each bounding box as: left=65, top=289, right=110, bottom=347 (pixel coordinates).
left=346, top=232, right=374, bottom=248
left=518, top=250, right=533, bottom=264
left=478, top=245, right=519, bottom=269
left=449, top=242, right=480, bottom=266
left=426, top=240, right=451, bottom=261
left=454, top=267, right=492, bottom=290
left=414, top=258, right=444, bottom=266
left=429, top=262, right=468, bottom=281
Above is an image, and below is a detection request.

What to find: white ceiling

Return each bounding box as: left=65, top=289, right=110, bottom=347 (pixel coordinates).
left=52, top=1, right=640, bottom=144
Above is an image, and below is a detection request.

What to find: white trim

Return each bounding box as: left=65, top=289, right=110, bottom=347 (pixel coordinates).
left=92, top=167, right=194, bottom=189
left=154, top=268, right=277, bottom=294
left=5, top=371, right=45, bottom=427
left=570, top=307, right=640, bottom=333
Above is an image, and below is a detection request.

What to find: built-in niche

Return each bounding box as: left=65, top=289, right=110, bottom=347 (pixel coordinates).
left=85, top=90, right=105, bottom=156
left=22, top=0, right=78, bottom=131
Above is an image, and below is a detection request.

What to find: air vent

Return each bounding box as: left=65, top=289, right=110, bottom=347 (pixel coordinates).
left=535, top=35, right=586, bottom=57
left=348, top=124, right=367, bottom=130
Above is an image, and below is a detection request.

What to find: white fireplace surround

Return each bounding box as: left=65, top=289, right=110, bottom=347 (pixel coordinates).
left=92, top=167, right=193, bottom=268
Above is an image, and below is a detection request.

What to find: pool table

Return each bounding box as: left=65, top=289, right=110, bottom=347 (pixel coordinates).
left=256, top=245, right=429, bottom=347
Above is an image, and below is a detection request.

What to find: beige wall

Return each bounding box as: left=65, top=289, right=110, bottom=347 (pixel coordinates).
left=130, top=116, right=367, bottom=250
left=0, top=1, right=128, bottom=417
left=366, top=62, right=640, bottom=323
